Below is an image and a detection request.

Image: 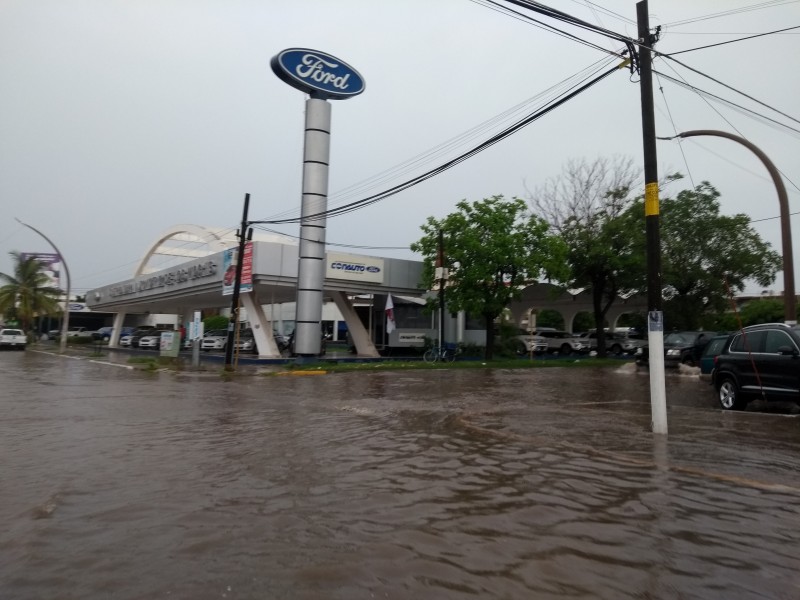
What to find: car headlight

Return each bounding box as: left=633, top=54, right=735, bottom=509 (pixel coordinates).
left=666, top=348, right=681, bottom=356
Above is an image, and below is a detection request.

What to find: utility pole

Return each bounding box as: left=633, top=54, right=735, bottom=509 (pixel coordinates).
left=435, top=230, right=447, bottom=348
left=637, top=0, right=668, bottom=435
left=224, top=193, right=251, bottom=371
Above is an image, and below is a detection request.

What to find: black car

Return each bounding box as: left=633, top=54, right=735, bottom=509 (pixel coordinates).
left=635, top=330, right=718, bottom=368
left=712, top=323, right=800, bottom=410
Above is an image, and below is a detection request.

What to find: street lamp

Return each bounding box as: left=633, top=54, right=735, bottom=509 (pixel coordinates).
left=658, top=130, right=796, bottom=324
left=15, top=218, right=72, bottom=353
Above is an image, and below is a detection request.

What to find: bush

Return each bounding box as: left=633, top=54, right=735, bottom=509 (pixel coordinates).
left=203, top=315, right=229, bottom=331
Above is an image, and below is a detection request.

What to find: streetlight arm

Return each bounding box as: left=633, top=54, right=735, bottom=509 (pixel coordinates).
left=659, top=130, right=795, bottom=324
left=14, top=218, right=72, bottom=352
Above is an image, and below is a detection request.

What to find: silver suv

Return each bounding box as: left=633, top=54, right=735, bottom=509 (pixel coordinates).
left=535, top=329, right=589, bottom=355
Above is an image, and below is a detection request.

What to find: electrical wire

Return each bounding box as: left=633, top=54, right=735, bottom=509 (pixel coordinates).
left=657, top=53, right=800, bottom=126
left=666, top=24, right=800, bottom=55
left=469, top=0, right=626, bottom=57
left=251, top=59, right=628, bottom=226
left=654, top=71, right=696, bottom=189
left=251, top=55, right=619, bottom=225
left=652, top=69, right=800, bottom=137
left=663, top=0, right=800, bottom=28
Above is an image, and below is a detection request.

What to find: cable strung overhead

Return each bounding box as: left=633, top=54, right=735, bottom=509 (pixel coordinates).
left=251, top=58, right=629, bottom=226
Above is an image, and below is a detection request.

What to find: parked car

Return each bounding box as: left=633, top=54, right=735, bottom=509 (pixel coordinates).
left=138, top=334, right=161, bottom=349
left=712, top=323, right=800, bottom=410
left=510, top=328, right=548, bottom=355
left=119, top=334, right=133, bottom=347
left=534, top=329, right=589, bottom=355
left=699, top=334, right=730, bottom=382
left=0, top=328, right=27, bottom=350
left=582, top=330, right=645, bottom=355
left=92, top=326, right=136, bottom=341
left=201, top=329, right=229, bottom=352
left=129, top=327, right=159, bottom=348
left=235, top=335, right=258, bottom=354
left=636, top=331, right=719, bottom=367
left=66, top=326, right=92, bottom=338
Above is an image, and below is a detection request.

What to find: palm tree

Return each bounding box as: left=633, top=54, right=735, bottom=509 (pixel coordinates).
left=0, top=251, right=63, bottom=333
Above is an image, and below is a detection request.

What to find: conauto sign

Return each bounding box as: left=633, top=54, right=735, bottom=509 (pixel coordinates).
left=270, top=48, right=365, bottom=99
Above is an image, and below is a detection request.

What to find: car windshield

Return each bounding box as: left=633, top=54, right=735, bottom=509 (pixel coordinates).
left=664, top=332, right=698, bottom=344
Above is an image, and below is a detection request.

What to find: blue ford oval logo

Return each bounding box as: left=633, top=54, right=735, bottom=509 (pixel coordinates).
left=271, top=48, right=365, bottom=100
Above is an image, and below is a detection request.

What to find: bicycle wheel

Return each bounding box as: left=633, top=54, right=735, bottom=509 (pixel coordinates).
left=423, top=349, right=437, bottom=363
left=444, top=348, right=456, bottom=363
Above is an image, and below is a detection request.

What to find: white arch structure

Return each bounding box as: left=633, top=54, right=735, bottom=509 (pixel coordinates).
left=108, top=225, right=297, bottom=349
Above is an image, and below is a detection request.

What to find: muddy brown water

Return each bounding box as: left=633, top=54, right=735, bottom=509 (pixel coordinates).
left=2, top=350, right=799, bottom=599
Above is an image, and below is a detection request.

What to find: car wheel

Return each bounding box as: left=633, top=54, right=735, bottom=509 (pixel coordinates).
left=560, top=343, right=572, bottom=355
left=718, top=377, right=745, bottom=410
left=514, top=340, right=527, bottom=356
left=610, top=343, right=623, bottom=355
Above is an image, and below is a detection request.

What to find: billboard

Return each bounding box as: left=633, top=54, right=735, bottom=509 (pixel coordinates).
left=222, top=242, right=253, bottom=296
left=20, top=252, right=62, bottom=289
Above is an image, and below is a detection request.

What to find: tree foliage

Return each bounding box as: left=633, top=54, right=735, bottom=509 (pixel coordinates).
left=411, top=195, right=568, bottom=359
left=624, top=181, right=782, bottom=329
left=527, top=156, right=642, bottom=355
left=0, top=251, right=63, bottom=332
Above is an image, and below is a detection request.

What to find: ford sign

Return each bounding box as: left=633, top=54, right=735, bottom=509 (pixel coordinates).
left=271, top=48, right=365, bottom=100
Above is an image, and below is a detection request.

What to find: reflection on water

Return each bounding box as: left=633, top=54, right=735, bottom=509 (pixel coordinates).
left=1, top=352, right=799, bottom=599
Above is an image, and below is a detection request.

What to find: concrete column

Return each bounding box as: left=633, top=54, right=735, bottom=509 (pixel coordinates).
left=109, top=312, right=126, bottom=348
left=330, top=291, right=380, bottom=357
left=240, top=292, right=281, bottom=357
left=294, top=98, right=331, bottom=356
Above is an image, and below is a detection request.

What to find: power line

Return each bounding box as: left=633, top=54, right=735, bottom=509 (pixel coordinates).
left=663, top=0, right=800, bottom=28
left=252, top=55, right=619, bottom=225
left=657, top=53, right=800, bottom=126
left=666, top=24, right=800, bottom=55
left=652, top=69, right=800, bottom=137
left=654, top=72, right=696, bottom=189
left=252, top=59, right=628, bottom=226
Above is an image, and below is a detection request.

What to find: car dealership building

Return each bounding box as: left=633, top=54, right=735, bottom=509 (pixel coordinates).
left=85, top=225, right=429, bottom=358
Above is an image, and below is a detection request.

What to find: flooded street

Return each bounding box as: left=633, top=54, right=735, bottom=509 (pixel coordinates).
left=2, top=350, right=799, bottom=599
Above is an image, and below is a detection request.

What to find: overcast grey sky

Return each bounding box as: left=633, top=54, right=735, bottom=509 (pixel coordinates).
left=1, top=0, right=798, bottom=298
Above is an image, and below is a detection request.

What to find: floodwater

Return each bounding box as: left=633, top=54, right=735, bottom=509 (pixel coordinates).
left=2, top=349, right=799, bottom=600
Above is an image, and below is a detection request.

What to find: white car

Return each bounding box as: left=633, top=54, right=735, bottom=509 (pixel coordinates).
left=119, top=335, right=133, bottom=347
left=511, top=329, right=548, bottom=355
left=138, top=335, right=161, bottom=349
left=0, top=328, right=27, bottom=350
left=201, top=330, right=228, bottom=352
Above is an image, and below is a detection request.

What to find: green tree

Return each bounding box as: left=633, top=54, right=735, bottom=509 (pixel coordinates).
left=625, top=182, right=782, bottom=329
left=0, top=251, right=63, bottom=333
left=527, top=156, right=644, bottom=356
left=738, top=298, right=784, bottom=326
left=411, top=195, right=567, bottom=360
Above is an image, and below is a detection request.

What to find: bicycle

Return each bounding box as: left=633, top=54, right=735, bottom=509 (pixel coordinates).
left=423, top=344, right=457, bottom=363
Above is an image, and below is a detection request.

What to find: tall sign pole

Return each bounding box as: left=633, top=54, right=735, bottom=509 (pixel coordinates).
left=637, top=0, right=667, bottom=435
left=271, top=48, right=365, bottom=357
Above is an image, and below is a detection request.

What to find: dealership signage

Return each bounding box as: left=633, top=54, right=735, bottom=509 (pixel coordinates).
left=271, top=48, right=365, bottom=99
left=326, top=252, right=384, bottom=283
left=108, top=260, right=217, bottom=298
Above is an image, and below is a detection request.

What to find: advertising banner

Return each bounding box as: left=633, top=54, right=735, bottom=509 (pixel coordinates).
left=159, top=331, right=180, bottom=357
left=222, top=242, right=253, bottom=296
left=20, top=252, right=61, bottom=289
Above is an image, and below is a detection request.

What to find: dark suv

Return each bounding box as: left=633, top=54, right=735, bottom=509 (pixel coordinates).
left=712, top=323, right=800, bottom=410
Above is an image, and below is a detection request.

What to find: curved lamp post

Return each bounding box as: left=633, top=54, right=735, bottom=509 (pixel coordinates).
left=659, top=130, right=796, bottom=324
left=15, top=218, right=71, bottom=352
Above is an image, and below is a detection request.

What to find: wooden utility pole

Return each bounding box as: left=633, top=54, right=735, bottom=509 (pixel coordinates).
left=637, top=0, right=667, bottom=435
